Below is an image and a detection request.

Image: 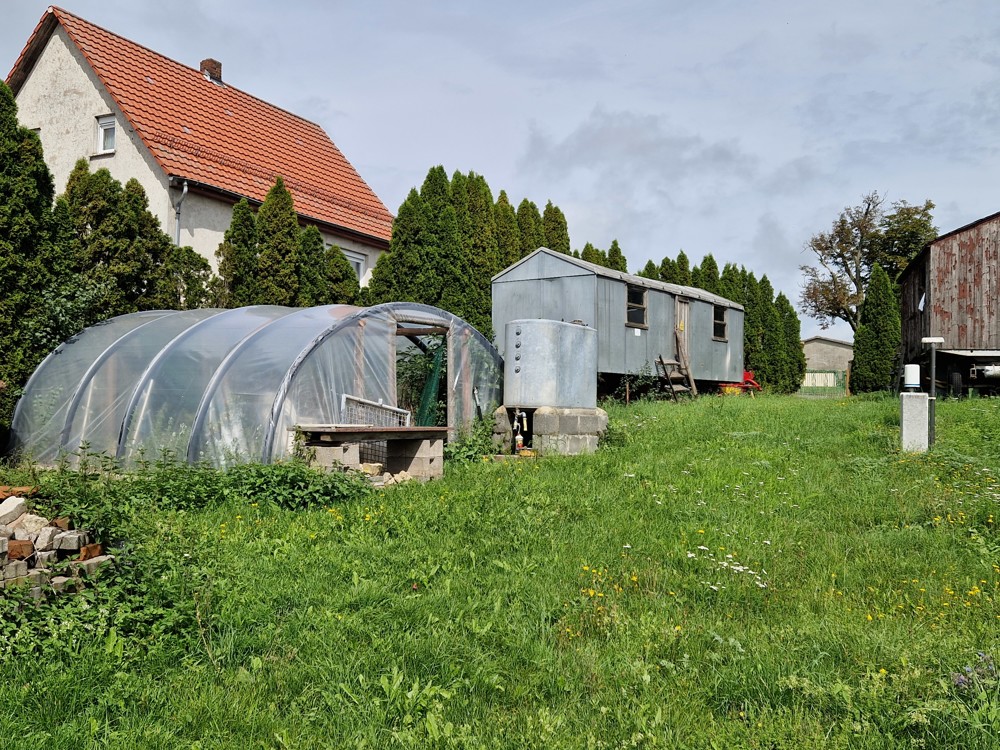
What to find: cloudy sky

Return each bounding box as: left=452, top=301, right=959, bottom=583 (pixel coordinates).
left=5, top=1, right=999, bottom=341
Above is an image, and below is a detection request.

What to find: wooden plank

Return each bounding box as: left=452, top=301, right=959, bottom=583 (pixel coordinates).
left=396, top=326, right=449, bottom=336
left=295, top=425, right=449, bottom=445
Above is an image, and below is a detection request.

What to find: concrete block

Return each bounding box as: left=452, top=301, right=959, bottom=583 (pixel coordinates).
left=10, top=513, right=49, bottom=536
left=575, top=409, right=608, bottom=435
left=0, top=537, right=6, bottom=564
left=28, top=568, right=50, bottom=586
left=50, top=576, right=75, bottom=593
left=0, top=496, right=26, bottom=525
left=54, top=530, right=88, bottom=551
left=3, top=560, right=28, bottom=579
left=34, top=526, right=60, bottom=552
left=311, top=443, right=360, bottom=470
left=0, top=524, right=12, bottom=539
left=532, top=406, right=559, bottom=435
left=900, top=393, right=929, bottom=453
left=388, top=456, right=440, bottom=478
left=493, top=406, right=510, bottom=434
left=35, top=550, right=57, bottom=566
left=70, top=554, right=114, bottom=577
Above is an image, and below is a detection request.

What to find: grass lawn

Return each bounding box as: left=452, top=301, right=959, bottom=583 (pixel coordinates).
left=2, top=394, right=999, bottom=748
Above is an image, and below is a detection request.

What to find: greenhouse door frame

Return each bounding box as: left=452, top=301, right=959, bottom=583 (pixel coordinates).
left=393, top=320, right=474, bottom=435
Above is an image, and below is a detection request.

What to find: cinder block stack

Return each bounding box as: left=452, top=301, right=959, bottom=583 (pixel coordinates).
left=0, top=487, right=113, bottom=600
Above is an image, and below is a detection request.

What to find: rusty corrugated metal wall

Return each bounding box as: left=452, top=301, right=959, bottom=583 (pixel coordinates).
left=903, top=213, right=1000, bottom=361
left=929, top=216, right=1000, bottom=351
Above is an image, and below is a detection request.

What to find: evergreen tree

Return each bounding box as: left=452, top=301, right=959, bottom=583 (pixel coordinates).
left=296, top=225, right=328, bottom=306
left=215, top=198, right=258, bottom=308
left=606, top=239, right=628, bottom=272
left=690, top=264, right=704, bottom=291
left=494, top=190, right=521, bottom=270
left=255, top=176, right=300, bottom=306
left=516, top=199, right=545, bottom=257
left=757, top=275, right=787, bottom=390
left=420, top=165, right=461, bottom=311
left=674, top=251, right=692, bottom=286
left=658, top=256, right=679, bottom=284
left=366, top=188, right=426, bottom=304
left=449, top=170, right=472, bottom=249
left=718, top=263, right=745, bottom=305
left=63, top=164, right=205, bottom=314
left=699, top=254, right=720, bottom=294
left=850, top=263, right=900, bottom=393
left=580, top=242, right=604, bottom=265
left=0, top=80, right=56, bottom=428
left=775, top=292, right=806, bottom=392
left=152, top=244, right=212, bottom=310
left=638, top=259, right=659, bottom=279
left=542, top=200, right=571, bottom=255
left=742, top=271, right=766, bottom=383
left=463, top=173, right=500, bottom=334
left=323, top=245, right=360, bottom=304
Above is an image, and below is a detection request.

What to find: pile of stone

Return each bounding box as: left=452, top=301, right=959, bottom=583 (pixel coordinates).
left=357, top=463, right=416, bottom=487
left=0, top=487, right=113, bottom=600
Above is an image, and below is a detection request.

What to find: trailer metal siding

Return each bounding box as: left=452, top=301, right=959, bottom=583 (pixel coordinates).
left=493, top=248, right=743, bottom=383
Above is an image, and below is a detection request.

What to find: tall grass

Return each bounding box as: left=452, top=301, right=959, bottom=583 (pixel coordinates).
left=2, top=395, right=999, bottom=748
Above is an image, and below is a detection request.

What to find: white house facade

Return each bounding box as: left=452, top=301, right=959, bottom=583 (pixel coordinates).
left=7, top=7, right=393, bottom=282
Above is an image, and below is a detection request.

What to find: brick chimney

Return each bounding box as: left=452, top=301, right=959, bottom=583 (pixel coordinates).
left=200, top=58, right=222, bottom=82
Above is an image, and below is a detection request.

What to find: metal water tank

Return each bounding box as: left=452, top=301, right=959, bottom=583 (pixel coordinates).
left=504, top=319, right=597, bottom=408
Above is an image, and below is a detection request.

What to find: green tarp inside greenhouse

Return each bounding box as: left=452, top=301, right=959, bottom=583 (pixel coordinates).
left=10, top=303, right=502, bottom=468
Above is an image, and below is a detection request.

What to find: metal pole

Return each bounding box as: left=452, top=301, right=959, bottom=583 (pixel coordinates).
left=928, top=342, right=937, bottom=447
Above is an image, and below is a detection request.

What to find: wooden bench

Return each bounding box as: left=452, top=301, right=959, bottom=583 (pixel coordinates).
left=293, top=425, right=449, bottom=478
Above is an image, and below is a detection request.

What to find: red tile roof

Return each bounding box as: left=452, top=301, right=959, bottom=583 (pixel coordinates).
left=7, top=6, right=393, bottom=245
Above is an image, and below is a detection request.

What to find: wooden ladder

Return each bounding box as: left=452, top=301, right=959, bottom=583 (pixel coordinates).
left=655, top=354, right=694, bottom=401
left=655, top=328, right=698, bottom=401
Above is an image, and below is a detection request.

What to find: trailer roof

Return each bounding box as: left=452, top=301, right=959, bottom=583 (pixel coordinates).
left=493, top=248, right=744, bottom=310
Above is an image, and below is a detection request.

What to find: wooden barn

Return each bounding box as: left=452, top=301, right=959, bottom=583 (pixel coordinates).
left=491, top=248, right=745, bottom=389
left=899, top=211, right=1000, bottom=394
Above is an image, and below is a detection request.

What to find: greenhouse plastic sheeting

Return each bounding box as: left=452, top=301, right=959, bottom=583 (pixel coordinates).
left=10, top=303, right=502, bottom=468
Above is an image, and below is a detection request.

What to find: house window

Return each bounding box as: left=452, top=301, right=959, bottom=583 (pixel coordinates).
left=96, top=115, right=116, bottom=153
left=626, top=285, right=647, bottom=327
left=343, top=250, right=365, bottom=279
left=713, top=305, right=727, bottom=340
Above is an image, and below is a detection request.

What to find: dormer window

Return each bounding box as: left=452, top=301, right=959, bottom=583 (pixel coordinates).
left=96, top=114, right=116, bottom=153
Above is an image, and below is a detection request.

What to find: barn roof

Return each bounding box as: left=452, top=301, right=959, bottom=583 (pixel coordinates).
left=494, top=248, right=744, bottom=310
left=6, top=6, right=393, bottom=245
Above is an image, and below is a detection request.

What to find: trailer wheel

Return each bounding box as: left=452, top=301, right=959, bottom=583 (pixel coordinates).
left=950, top=371, right=964, bottom=398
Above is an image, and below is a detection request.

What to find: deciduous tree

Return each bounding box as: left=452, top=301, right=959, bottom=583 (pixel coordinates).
left=800, top=192, right=935, bottom=331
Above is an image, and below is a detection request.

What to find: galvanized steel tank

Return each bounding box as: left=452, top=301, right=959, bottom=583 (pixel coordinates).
left=503, top=319, right=597, bottom=408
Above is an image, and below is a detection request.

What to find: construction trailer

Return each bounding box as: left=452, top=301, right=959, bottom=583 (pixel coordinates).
left=492, top=248, right=745, bottom=390
left=899, top=211, right=1000, bottom=395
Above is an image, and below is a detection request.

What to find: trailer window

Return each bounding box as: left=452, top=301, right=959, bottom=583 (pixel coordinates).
left=713, top=305, right=727, bottom=340
left=626, top=285, right=647, bottom=328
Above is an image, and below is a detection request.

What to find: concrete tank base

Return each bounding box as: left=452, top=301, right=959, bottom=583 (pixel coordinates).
left=493, top=405, right=608, bottom=456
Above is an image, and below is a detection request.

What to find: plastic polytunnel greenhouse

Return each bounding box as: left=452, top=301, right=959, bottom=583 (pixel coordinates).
left=10, top=303, right=503, bottom=469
